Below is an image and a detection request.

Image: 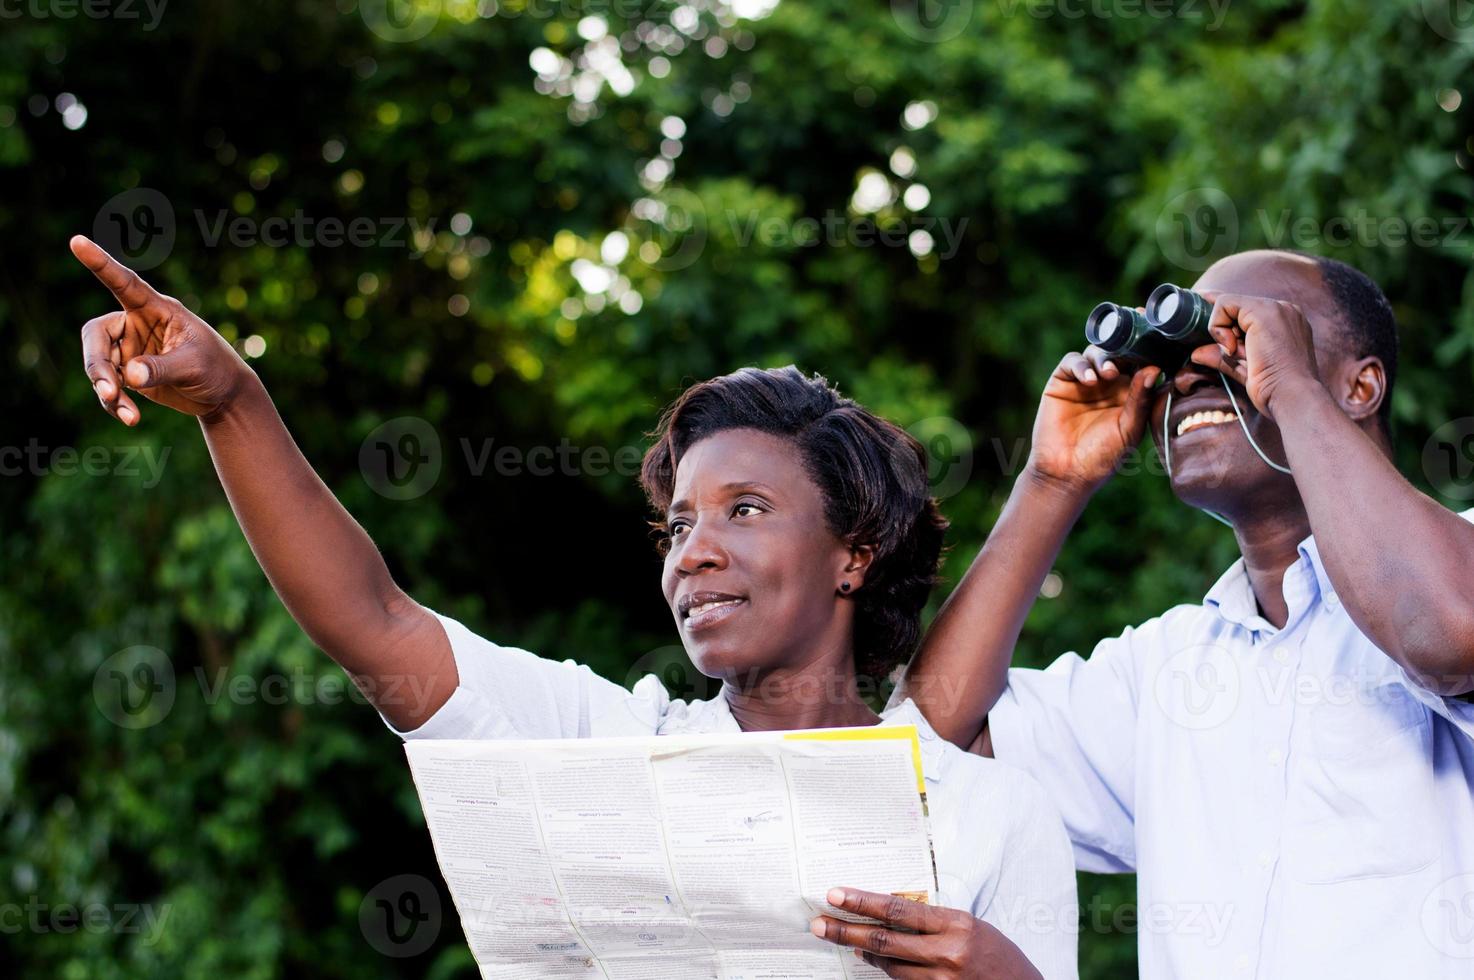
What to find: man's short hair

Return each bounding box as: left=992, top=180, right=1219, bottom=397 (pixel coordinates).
left=1298, top=252, right=1399, bottom=430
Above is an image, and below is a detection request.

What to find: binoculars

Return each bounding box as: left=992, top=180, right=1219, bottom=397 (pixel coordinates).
left=1084, top=284, right=1214, bottom=373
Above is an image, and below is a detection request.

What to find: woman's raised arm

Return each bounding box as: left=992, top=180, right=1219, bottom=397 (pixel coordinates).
left=71, top=235, right=456, bottom=730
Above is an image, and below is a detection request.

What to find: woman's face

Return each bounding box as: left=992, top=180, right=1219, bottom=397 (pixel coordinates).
left=660, top=427, right=861, bottom=681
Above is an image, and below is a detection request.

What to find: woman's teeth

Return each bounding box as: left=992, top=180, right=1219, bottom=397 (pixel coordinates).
left=687, top=599, right=741, bottom=618
left=1177, top=410, right=1235, bottom=437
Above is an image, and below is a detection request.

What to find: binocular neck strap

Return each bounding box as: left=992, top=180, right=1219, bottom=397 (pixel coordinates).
left=1161, top=372, right=1292, bottom=529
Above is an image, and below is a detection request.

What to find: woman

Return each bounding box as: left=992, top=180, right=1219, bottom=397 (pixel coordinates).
left=71, top=235, right=1077, bottom=979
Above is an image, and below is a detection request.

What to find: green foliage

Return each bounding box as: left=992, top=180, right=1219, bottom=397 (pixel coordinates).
left=2, top=1, right=1471, bottom=976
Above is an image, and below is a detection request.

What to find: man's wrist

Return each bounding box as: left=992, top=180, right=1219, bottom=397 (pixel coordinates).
left=1264, top=373, right=1333, bottom=425
left=1021, top=460, right=1103, bottom=503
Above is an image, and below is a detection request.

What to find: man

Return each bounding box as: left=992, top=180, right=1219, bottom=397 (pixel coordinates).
left=893, top=250, right=1474, bottom=977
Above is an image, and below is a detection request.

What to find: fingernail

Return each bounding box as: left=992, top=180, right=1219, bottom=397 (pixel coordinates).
left=119, top=406, right=135, bottom=424
left=827, top=888, right=846, bottom=905
left=1083, top=370, right=1097, bottom=382
left=94, top=379, right=114, bottom=399
left=809, top=919, right=826, bottom=938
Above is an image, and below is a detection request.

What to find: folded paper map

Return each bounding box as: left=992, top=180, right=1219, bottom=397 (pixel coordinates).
left=405, top=725, right=938, bottom=979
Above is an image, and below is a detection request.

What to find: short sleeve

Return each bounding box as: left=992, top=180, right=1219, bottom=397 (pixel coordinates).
left=1393, top=507, right=1474, bottom=740
left=988, top=629, right=1145, bottom=874
left=381, top=611, right=671, bottom=741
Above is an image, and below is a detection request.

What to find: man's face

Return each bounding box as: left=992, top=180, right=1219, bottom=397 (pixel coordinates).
left=1146, top=250, right=1353, bottom=514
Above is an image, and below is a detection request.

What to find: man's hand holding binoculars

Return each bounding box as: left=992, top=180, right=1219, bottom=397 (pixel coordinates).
left=1024, top=342, right=1161, bottom=498
left=1187, top=291, right=1324, bottom=422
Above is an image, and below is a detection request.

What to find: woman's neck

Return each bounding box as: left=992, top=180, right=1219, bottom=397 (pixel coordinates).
left=721, top=658, right=882, bottom=733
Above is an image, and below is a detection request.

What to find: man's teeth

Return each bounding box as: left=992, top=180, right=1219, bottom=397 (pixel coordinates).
left=1177, top=410, right=1235, bottom=437
left=688, top=599, right=741, bottom=618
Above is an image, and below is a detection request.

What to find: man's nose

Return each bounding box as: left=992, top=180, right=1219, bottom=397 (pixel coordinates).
left=1170, top=358, right=1219, bottom=396
left=675, top=517, right=729, bottom=575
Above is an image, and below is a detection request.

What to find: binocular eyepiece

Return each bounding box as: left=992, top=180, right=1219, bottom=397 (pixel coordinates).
left=1084, top=284, right=1214, bottom=372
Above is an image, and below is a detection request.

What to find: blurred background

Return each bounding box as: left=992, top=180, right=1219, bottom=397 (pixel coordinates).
left=1, top=0, right=1472, bottom=976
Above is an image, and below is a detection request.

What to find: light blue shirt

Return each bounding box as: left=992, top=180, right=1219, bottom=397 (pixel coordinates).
left=990, top=507, right=1474, bottom=979
left=385, top=612, right=1080, bottom=979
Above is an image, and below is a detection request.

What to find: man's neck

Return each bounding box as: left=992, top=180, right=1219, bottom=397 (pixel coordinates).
left=1229, top=504, right=1313, bottom=630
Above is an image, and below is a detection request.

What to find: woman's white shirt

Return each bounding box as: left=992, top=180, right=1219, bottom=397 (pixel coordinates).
left=382, top=611, right=1080, bottom=980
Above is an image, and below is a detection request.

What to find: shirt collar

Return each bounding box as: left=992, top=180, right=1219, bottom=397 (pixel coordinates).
left=671, top=693, right=947, bottom=784
left=1203, top=557, right=1264, bottom=630
left=1295, top=532, right=1339, bottom=606
left=1203, top=529, right=1337, bottom=632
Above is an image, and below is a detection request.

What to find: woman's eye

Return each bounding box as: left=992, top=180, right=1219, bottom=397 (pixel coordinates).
left=669, top=521, right=689, bottom=537
left=733, top=503, right=762, bottom=518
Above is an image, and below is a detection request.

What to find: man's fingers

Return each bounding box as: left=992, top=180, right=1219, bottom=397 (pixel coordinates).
left=70, top=235, right=163, bottom=311
left=1208, top=323, right=1240, bottom=357
left=1084, top=346, right=1122, bottom=379
left=1190, top=344, right=1249, bottom=385
left=810, top=916, right=928, bottom=963
left=1118, top=366, right=1161, bottom=440
left=1207, top=292, right=1254, bottom=338
left=1056, top=352, right=1098, bottom=384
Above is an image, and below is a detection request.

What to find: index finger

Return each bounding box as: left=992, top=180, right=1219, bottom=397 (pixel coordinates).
left=826, top=888, right=941, bottom=934
left=69, top=235, right=163, bottom=310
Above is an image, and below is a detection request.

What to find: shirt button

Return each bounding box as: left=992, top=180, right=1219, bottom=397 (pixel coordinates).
left=1323, top=591, right=1340, bottom=609
left=1267, top=748, right=1284, bottom=766
left=1258, top=850, right=1273, bottom=869
left=1273, top=648, right=1290, bottom=664
left=1235, top=953, right=1251, bottom=971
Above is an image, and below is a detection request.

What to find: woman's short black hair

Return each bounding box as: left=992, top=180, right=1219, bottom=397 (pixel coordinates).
left=640, top=365, right=949, bottom=680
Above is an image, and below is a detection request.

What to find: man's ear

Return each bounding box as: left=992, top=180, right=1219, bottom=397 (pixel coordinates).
left=842, top=543, right=876, bottom=591
left=1338, top=355, right=1387, bottom=425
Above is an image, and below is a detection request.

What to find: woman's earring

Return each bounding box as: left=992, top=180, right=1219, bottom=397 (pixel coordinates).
left=839, top=581, right=851, bottom=593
